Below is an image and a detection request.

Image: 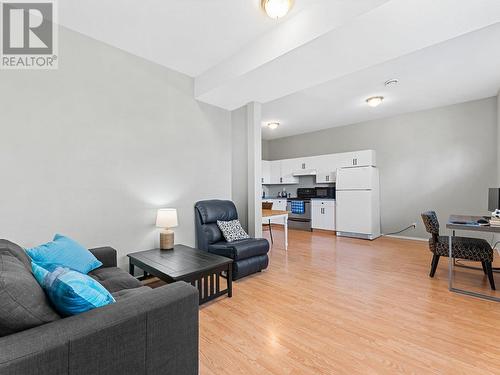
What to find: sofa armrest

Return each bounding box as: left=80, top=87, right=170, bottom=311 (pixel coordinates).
left=89, top=246, right=117, bottom=267
left=0, top=282, right=199, bottom=375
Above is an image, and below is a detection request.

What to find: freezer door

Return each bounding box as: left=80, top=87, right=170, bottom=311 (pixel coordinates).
left=336, top=167, right=375, bottom=190
left=336, top=190, right=373, bottom=234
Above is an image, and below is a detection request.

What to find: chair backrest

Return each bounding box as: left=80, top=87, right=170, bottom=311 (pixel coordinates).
left=262, top=202, right=273, bottom=210
left=194, top=200, right=239, bottom=250
left=421, top=211, right=440, bottom=241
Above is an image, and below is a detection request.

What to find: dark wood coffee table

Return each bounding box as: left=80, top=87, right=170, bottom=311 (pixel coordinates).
left=127, top=245, right=233, bottom=305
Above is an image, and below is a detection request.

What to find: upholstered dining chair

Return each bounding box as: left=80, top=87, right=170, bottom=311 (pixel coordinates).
left=421, top=211, right=495, bottom=290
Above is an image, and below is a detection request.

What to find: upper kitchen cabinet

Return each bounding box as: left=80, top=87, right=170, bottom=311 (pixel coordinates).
left=261, top=160, right=298, bottom=185
left=261, top=150, right=376, bottom=185
left=314, top=154, right=338, bottom=184
left=269, top=160, right=282, bottom=184
left=340, top=150, right=376, bottom=168
left=279, top=159, right=300, bottom=184
left=261, top=160, right=271, bottom=184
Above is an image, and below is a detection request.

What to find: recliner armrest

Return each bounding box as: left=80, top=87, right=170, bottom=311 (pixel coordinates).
left=208, top=243, right=235, bottom=259
left=89, top=246, right=117, bottom=268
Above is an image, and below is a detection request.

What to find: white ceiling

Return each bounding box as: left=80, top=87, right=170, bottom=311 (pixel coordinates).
left=57, top=0, right=500, bottom=140
left=58, top=0, right=319, bottom=77
left=262, top=22, right=500, bottom=139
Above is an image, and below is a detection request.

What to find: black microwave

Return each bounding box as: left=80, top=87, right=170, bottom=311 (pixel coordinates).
left=315, top=186, right=335, bottom=199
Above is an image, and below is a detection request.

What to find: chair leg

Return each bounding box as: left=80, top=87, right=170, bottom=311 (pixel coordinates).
left=485, top=261, right=496, bottom=290
left=268, top=220, right=274, bottom=244
left=481, top=261, right=488, bottom=275
left=429, top=254, right=440, bottom=278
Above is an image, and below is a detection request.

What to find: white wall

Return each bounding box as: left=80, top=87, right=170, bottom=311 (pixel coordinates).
left=265, top=98, right=498, bottom=239
left=0, top=27, right=231, bottom=268
left=231, top=103, right=262, bottom=237
left=231, top=106, right=249, bottom=230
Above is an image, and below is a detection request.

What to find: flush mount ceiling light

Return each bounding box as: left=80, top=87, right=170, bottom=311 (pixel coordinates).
left=262, top=0, right=293, bottom=19
left=365, top=96, right=384, bottom=107
left=267, top=122, right=280, bottom=130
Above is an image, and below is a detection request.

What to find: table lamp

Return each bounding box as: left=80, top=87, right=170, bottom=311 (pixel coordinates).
left=156, top=208, right=178, bottom=250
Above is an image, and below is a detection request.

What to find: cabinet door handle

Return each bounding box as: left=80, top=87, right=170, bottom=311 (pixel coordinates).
left=280, top=177, right=282, bottom=183
left=261, top=178, right=264, bottom=183
left=326, top=175, right=329, bottom=181
left=302, top=163, right=306, bottom=169
left=353, top=158, right=357, bottom=166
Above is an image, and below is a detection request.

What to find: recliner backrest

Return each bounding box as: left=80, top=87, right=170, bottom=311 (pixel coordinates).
left=195, top=200, right=239, bottom=250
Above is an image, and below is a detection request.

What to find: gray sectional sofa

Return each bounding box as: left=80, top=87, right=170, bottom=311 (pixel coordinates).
left=0, top=239, right=199, bottom=375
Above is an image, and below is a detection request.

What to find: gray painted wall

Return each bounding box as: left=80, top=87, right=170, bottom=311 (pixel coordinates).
left=0, top=27, right=231, bottom=268
left=265, top=98, right=498, bottom=239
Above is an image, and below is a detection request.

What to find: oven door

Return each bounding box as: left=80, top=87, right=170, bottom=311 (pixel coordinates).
left=286, top=201, right=312, bottom=231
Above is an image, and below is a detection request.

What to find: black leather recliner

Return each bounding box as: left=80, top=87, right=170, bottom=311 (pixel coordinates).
left=195, top=200, right=269, bottom=280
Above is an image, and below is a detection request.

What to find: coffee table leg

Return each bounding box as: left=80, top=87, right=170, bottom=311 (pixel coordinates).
left=227, top=266, right=233, bottom=298
left=129, top=262, right=135, bottom=276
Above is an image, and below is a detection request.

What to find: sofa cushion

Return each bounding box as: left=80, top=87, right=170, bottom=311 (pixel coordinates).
left=208, top=238, right=269, bottom=261
left=26, top=234, right=102, bottom=274
left=89, top=267, right=142, bottom=293
left=0, top=239, right=31, bottom=270
left=32, top=262, right=115, bottom=316
left=0, top=250, right=60, bottom=337
left=112, top=286, right=151, bottom=301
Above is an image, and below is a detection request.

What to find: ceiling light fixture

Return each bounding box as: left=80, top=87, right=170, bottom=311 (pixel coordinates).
left=267, top=122, right=280, bottom=130
left=262, top=0, right=293, bottom=19
left=365, top=96, right=384, bottom=107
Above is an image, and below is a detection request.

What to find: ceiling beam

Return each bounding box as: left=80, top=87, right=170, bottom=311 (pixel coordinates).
left=195, top=0, right=500, bottom=110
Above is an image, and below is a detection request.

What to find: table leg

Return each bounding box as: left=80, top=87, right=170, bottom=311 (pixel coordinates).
left=129, top=262, right=135, bottom=276
left=227, top=265, right=233, bottom=298
left=284, top=215, right=288, bottom=251
left=448, top=235, right=453, bottom=290
left=448, top=231, right=500, bottom=302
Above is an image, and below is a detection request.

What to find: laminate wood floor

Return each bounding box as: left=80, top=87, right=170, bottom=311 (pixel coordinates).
left=198, top=229, right=500, bottom=375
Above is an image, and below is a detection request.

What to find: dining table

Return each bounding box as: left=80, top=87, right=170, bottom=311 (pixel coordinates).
left=262, top=209, right=289, bottom=250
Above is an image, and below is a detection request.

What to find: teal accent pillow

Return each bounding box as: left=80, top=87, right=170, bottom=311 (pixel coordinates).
left=26, top=234, right=102, bottom=274
left=31, top=262, right=115, bottom=316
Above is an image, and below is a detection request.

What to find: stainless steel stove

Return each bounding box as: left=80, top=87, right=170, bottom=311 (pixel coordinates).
left=286, top=188, right=315, bottom=231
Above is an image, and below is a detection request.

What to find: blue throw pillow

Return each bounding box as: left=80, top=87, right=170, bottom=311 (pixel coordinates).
left=26, top=234, right=102, bottom=274
left=31, top=262, right=115, bottom=316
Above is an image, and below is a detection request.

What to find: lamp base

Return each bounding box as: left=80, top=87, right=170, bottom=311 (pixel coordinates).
left=160, top=229, right=174, bottom=250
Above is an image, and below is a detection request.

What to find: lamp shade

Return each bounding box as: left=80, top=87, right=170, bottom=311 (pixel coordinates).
left=156, top=208, right=178, bottom=228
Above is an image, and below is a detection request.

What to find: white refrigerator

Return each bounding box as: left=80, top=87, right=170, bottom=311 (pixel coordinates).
left=336, top=166, right=380, bottom=240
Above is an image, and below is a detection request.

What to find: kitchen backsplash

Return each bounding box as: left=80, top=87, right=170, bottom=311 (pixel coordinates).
left=263, top=176, right=332, bottom=198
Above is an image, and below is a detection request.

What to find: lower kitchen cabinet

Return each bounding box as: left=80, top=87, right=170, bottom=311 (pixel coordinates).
left=311, top=200, right=335, bottom=231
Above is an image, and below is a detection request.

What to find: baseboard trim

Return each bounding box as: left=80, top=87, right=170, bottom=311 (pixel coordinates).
left=384, top=234, right=428, bottom=242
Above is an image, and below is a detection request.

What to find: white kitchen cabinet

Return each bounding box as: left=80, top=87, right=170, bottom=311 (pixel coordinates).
left=261, top=160, right=271, bottom=184
left=269, top=160, right=281, bottom=184
left=262, top=150, right=375, bottom=185
left=314, top=154, right=337, bottom=183
left=311, top=200, right=336, bottom=231
left=280, top=159, right=300, bottom=184
left=340, top=150, right=376, bottom=167
left=316, top=171, right=336, bottom=184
